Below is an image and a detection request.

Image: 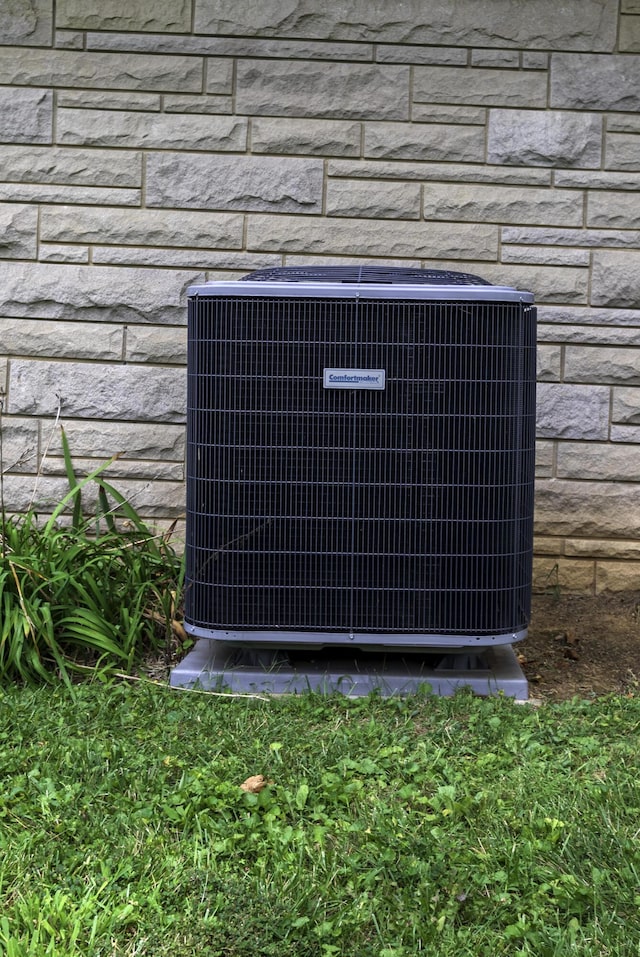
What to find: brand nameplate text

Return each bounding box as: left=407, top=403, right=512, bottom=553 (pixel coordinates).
left=323, top=369, right=386, bottom=390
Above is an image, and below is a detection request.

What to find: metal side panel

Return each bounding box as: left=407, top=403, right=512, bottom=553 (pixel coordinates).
left=185, top=290, right=536, bottom=648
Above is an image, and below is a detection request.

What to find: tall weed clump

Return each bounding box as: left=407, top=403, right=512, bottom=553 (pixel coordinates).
left=0, top=423, right=184, bottom=685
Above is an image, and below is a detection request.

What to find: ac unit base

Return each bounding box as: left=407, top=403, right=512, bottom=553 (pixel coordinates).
left=183, top=623, right=528, bottom=651
left=170, top=640, right=528, bottom=699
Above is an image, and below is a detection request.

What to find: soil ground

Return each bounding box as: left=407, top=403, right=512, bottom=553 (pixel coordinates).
left=520, top=592, right=640, bottom=701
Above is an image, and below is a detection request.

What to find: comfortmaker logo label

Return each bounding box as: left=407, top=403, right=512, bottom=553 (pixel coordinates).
left=323, top=369, right=386, bottom=390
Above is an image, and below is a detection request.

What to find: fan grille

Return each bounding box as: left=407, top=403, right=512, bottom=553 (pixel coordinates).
left=241, top=265, right=492, bottom=285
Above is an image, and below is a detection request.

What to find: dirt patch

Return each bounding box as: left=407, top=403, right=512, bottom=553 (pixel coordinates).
left=520, top=592, right=640, bottom=701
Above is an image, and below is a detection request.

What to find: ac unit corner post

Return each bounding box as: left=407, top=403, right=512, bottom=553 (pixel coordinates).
left=184, top=266, right=536, bottom=653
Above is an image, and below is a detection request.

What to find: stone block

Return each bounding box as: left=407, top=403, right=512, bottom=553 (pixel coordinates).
left=204, top=58, right=236, bottom=94
left=100, top=478, right=186, bottom=519
left=329, top=159, right=551, bottom=186
left=42, top=455, right=184, bottom=482
left=535, top=478, right=640, bottom=538
left=56, top=0, right=191, bottom=32
left=57, top=91, right=161, bottom=111
left=88, top=32, right=371, bottom=60
left=538, top=324, right=640, bottom=345
left=532, top=557, right=595, bottom=595
left=592, top=250, right=640, bottom=307
left=551, top=54, right=640, bottom=111
left=0, top=88, right=52, bottom=144
left=200, top=271, right=248, bottom=281
left=413, top=66, right=547, bottom=107
left=502, top=246, right=590, bottom=266
left=39, top=245, right=89, bottom=264
left=521, top=52, right=549, bottom=69
left=536, top=383, right=610, bottom=439
left=284, top=253, right=421, bottom=269
left=471, top=50, right=519, bottom=67
left=51, top=420, right=185, bottom=460
left=0, top=417, right=39, bottom=473
left=40, top=207, right=244, bottom=250
left=154, top=519, right=186, bottom=550
left=0, top=318, right=123, bottom=360
left=146, top=154, right=324, bottom=213
left=612, top=387, right=640, bottom=424
left=558, top=442, right=640, bottom=481
left=2, top=0, right=52, bottom=45
left=91, top=249, right=168, bottom=269
left=194, top=0, right=617, bottom=50
left=91, top=248, right=281, bottom=271
left=55, top=31, right=84, bottom=49
left=535, top=440, right=555, bottom=478
left=9, top=360, right=186, bottom=423
left=423, top=183, right=582, bottom=226
left=0, top=183, right=140, bottom=206
left=0, top=474, right=75, bottom=514
left=411, top=105, right=486, bottom=125
left=565, top=537, right=640, bottom=559
left=246, top=214, right=498, bottom=260
left=236, top=60, right=410, bottom=120
left=0, top=145, right=142, bottom=187
left=164, top=95, right=232, bottom=115
left=57, top=110, right=247, bottom=151
left=533, top=536, right=562, bottom=555
left=423, top=262, right=586, bottom=303
left=0, top=49, right=202, bottom=93
left=565, top=345, right=640, bottom=384
left=612, top=424, right=640, bottom=442
left=251, top=118, right=361, bottom=157
left=596, top=561, right=640, bottom=592
left=503, top=225, right=640, bottom=249
left=620, top=15, right=640, bottom=51
left=607, top=113, right=640, bottom=133
left=125, top=326, right=187, bottom=364
left=536, top=305, right=640, bottom=328
left=604, top=133, right=640, bottom=171
left=325, top=180, right=420, bottom=219
left=0, top=262, right=203, bottom=324
left=555, top=169, right=640, bottom=189
left=537, top=344, right=562, bottom=381
left=0, top=204, right=37, bottom=259
left=1, top=473, right=186, bottom=520
left=488, top=109, right=602, bottom=168
left=376, top=45, right=467, bottom=65
left=364, top=122, right=485, bottom=162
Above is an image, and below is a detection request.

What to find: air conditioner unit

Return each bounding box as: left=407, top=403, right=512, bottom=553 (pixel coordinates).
left=184, top=266, right=536, bottom=651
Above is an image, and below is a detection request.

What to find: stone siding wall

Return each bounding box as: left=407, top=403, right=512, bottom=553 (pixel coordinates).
left=2, top=0, right=640, bottom=592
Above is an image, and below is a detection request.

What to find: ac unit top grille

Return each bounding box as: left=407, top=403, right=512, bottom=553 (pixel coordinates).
left=242, top=265, right=492, bottom=286
left=189, top=267, right=533, bottom=304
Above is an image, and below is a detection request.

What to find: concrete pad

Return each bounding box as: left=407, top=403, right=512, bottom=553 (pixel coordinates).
left=170, top=640, right=528, bottom=699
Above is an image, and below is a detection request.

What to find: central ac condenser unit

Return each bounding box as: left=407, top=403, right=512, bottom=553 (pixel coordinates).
left=185, top=266, right=536, bottom=650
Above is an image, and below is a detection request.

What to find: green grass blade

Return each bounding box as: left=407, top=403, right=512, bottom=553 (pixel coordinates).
left=97, top=484, right=117, bottom=534
left=59, top=609, right=131, bottom=660
left=94, top=478, right=151, bottom=535
left=43, top=458, right=119, bottom=536
left=60, top=425, right=83, bottom=531
left=1, top=435, right=181, bottom=684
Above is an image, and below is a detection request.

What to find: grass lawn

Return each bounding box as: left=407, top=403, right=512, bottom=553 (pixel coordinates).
left=0, top=682, right=639, bottom=956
